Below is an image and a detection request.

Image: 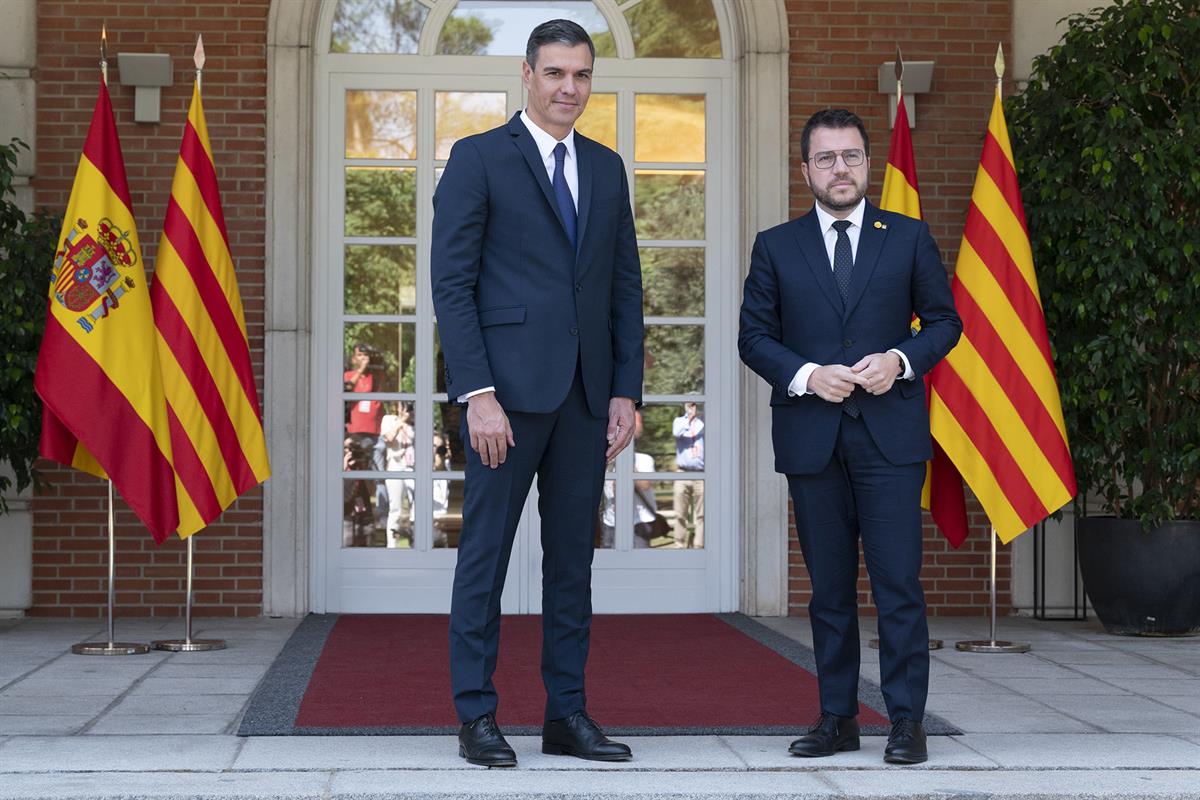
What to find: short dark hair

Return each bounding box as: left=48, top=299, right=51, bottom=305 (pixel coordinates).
left=801, top=108, right=870, bottom=162
left=525, top=19, right=595, bottom=69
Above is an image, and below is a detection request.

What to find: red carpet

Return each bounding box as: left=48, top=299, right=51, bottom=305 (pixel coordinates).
left=290, top=614, right=890, bottom=733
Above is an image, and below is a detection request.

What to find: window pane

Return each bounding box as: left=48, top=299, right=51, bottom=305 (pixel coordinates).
left=634, top=170, right=704, bottom=240
left=434, top=401, right=468, bottom=470
left=343, top=323, right=417, bottom=393
left=635, top=94, right=705, bottom=163
left=346, top=167, right=415, bottom=237
left=342, top=478, right=388, bottom=547
left=436, top=91, right=508, bottom=160
left=641, top=247, right=703, bottom=317
left=331, top=0, right=427, bottom=55
left=345, top=246, right=416, bottom=316
left=662, top=479, right=704, bottom=548
left=346, top=90, right=416, bottom=159
left=635, top=402, right=704, bottom=474
left=576, top=93, right=616, bottom=151
left=437, top=1, right=613, bottom=56
left=596, top=479, right=616, bottom=549
left=644, top=324, right=703, bottom=395
left=433, top=480, right=465, bottom=549
left=626, top=0, right=721, bottom=59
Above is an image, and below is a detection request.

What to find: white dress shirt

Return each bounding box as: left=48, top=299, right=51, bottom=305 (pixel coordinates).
left=788, top=199, right=915, bottom=397
left=457, top=111, right=579, bottom=403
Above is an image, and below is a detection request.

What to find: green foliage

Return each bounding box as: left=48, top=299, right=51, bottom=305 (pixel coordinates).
left=625, top=0, right=721, bottom=58
left=1005, top=0, right=1199, bottom=524
left=435, top=15, right=495, bottom=56
left=330, top=0, right=426, bottom=54
left=0, top=140, right=61, bottom=513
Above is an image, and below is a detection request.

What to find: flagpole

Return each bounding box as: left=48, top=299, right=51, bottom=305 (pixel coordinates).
left=953, top=46, right=1031, bottom=656
left=152, top=35, right=224, bottom=654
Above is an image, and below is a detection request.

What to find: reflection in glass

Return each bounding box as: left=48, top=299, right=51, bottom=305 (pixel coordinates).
left=626, top=0, right=721, bottom=59
left=436, top=92, right=508, bottom=160
left=664, top=479, right=704, bottom=548
left=434, top=401, right=468, bottom=471
left=345, top=246, right=416, bottom=316
left=635, top=94, right=705, bottom=163
left=577, top=93, right=616, bottom=150
left=636, top=402, right=704, bottom=474
left=331, top=0, right=427, bottom=55
left=346, top=167, right=416, bottom=237
left=343, top=322, right=417, bottom=393
left=644, top=324, right=703, bottom=395
left=635, top=170, right=704, bottom=240
left=437, top=1, right=613, bottom=56
left=641, top=247, right=704, bottom=317
left=346, top=90, right=416, bottom=159
left=433, top=480, right=465, bottom=549
left=595, top=480, right=616, bottom=549
left=342, top=478, right=388, bottom=548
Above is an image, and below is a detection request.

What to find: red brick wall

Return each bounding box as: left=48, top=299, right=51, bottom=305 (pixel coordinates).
left=31, top=1, right=269, bottom=618
left=785, top=0, right=1016, bottom=616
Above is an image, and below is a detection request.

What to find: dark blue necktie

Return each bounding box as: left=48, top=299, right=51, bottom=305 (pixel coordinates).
left=831, top=219, right=860, bottom=418
left=552, top=142, right=577, bottom=249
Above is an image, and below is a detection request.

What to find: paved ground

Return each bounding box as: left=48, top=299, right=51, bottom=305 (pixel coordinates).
left=0, top=614, right=1198, bottom=798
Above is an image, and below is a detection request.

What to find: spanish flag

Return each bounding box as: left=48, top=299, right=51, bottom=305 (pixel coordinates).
left=151, top=79, right=270, bottom=538
left=879, top=95, right=970, bottom=547
left=927, top=88, right=1076, bottom=543
left=35, top=79, right=180, bottom=543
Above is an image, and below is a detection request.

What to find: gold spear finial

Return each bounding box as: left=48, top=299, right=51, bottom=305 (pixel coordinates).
left=194, top=34, right=206, bottom=72
left=100, top=23, right=108, bottom=84
left=994, top=43, right=1005, bottom=81
left=895, top=45, right=905, bottom=105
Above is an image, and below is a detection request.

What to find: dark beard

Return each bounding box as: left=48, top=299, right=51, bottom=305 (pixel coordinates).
left=813, top=180, right=867, bottom=212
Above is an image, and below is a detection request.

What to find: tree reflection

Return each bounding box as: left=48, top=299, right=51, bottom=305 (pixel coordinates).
left=331, top=0, right=427, bottom=54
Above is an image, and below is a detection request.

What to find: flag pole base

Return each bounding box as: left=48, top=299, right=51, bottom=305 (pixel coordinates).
left=868, top=638, right=943, bottom=650
left=954, top=639, right=1030, bottom=653
left=152, top=639, right=226, bottom=652
left=71, top=642, right=150, bottom=656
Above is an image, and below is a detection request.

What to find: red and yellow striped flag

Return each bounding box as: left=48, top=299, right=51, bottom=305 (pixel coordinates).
left=928, top=88, right=1076, bottom=543
left=35, top=79, right=180, bottom=543
left=880, top=96, right=971, bottom=548
left=151, top=80, right=270, bottom=538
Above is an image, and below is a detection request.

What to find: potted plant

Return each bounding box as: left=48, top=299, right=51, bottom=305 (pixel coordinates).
left=1006, top=0, right=1199, bottom=635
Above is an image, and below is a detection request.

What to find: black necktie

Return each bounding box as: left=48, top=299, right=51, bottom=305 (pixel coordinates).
left=831, top=220, right=860, bottom=418
left=552, top=142, right=577, bottom=249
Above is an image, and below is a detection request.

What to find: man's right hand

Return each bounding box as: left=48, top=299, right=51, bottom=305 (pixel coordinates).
left=467, top=391, right=515, bottom=469
left=807, top=364, right=867, bottom=403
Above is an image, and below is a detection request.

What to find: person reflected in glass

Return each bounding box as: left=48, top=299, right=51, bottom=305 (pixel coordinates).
left=432, top=19, right=642, bottom=767
left=672, top=401, right=704, bottom=548
left=344, top=343, right=385, bottom=545
left=380, top=402, right=416, bottom=548
left=600, top=411, right=659, bottom=548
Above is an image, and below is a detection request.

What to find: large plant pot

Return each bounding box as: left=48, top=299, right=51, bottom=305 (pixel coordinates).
left=1077, top=517, right=1200, bottom=636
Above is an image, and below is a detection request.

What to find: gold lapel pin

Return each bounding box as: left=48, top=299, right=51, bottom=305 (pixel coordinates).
left=874, top=220, right=887, bottom=230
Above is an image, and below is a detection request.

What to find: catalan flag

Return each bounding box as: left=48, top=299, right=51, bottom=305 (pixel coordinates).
left=34, top=79, right=180, bottom=543
left=927, top=88, right=1076, bottom=543
left=151, top=78, right=270, bottom=538
left=879, top=95, right=970, bottom=547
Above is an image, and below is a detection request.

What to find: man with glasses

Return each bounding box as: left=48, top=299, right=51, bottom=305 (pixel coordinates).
left=738, top=108, right=961, bottom=764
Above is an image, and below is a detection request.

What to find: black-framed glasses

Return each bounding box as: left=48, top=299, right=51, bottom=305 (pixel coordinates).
left=809, top=149, right=865, bottom=169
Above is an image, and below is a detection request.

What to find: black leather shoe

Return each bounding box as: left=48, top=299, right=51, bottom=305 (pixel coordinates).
left=458, top=713, right=517, bottom=767
left=542, top=711, right=632, bottom=762
left=884, top=718, right=928, bottom=764
left=788, top=712, right=860, bottom=757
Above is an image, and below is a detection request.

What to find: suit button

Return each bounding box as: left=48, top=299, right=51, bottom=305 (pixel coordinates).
left=570, top=326, right=579, bottom=336
left=575, top=283, right=582, bottom=293
left=842, top=338, right=853, bottom=349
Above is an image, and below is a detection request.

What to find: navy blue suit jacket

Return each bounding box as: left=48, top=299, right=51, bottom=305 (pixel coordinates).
left=738, top=203, right=962, bottom=475
left=431, top=113, right=643, bottom=419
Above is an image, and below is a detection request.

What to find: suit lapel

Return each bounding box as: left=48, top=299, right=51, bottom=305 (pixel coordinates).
left=573, top=134, right=593, bottom=268
left=507, top=113, right=568, bottom=236
left=794, top=211, right=843, bottom=315
left=843, top=202, right=887, bottom=319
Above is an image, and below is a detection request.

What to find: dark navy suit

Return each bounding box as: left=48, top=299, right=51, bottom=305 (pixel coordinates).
left=431, top=112, right=643, bottom=723
left=738, top=202, right=960, bottom=722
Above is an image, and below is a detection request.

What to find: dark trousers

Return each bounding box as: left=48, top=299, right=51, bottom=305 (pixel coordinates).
left=449, top=367, right=608, bottom=723
left=786, top=414, right=929, bottom=722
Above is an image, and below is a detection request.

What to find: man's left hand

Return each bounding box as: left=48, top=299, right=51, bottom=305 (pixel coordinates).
left=606, top=397, right=636, bottom=460
left=850, top=352, right=903, bottom=395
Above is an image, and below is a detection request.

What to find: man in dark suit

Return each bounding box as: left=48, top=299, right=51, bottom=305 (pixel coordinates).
left=738, top=109, right=961, bottom=765
left=431, top=19, right=643, bottom=768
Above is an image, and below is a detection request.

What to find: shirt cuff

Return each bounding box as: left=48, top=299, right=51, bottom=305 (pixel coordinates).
left=888, top=349, right=915, bottom=380
left=457, top=386, right=495, bottom=403
left=788, top=363, right=818, bottom=396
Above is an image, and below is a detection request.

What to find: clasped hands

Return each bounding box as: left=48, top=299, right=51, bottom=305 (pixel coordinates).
left=807, top=352, right=903, bottom=404
left=467, top=392, right=636, bottom=469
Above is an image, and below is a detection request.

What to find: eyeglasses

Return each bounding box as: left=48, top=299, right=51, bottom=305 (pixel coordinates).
left=809, top=149, right=866, bottom=169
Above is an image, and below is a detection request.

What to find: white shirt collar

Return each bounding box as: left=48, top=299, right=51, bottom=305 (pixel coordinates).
left=814, top=198, right=867, bottom=234
left=520, top=109, right=576, bottom=163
